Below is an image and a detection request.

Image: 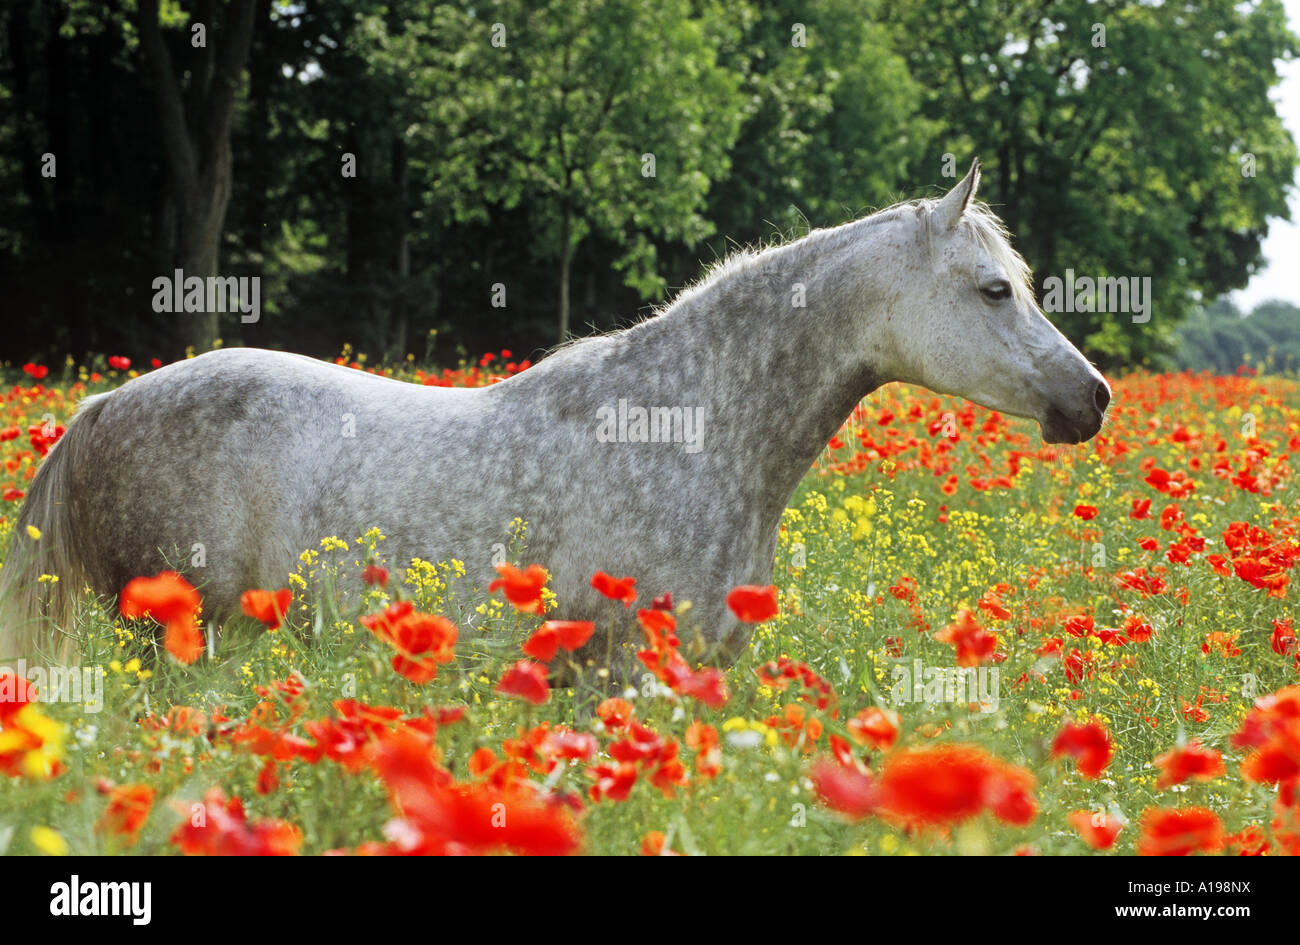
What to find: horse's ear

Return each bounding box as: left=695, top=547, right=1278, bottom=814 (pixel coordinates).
left=933, top=158, right=981, bottom=231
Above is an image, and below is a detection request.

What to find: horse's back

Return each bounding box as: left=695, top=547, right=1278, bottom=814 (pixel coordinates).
left=67, top=348, right=480, bottom=615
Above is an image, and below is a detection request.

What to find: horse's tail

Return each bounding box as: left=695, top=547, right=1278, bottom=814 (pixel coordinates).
left=0, top=393, right=109, bottom=663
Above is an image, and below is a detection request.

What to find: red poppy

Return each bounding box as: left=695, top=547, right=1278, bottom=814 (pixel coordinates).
left=588, top=761, right=639, bottom=803
left=1153, top=741, right=1225, bottom=789
left=1124, top=615, right=1153, bottom=642
left=1136, top=807, right=1225, bottom=856
left=1201, top=631, right=1241, bottom=657
left=1062, top=614, right=1095, bottom=637
left=754, top=657, right=836, bottom=711
left=467, top=747, right=498, bottom=778
left=809, top=759, right=878, bottom=819
left=1233, top=685, right=1300, bottom=785
left=676, top=667, right=729, bottom=709
left=96, top=784, right=155, bottom=845
left=1063, top=648, right=1092, bottom=685
left=1226, top=824, right=1271, bottom=856
left=0, top=672, right=37, bottom=724
left=1067, top=809, right=1123, bottom=850
left=1271, top=618, right=1296, bottom=656
left=120, top=571, right=201, bottom=625
left=828, top=733, right=857, bottom=768
left=540, top=727, right=598, bottom=763
left=634, top=608, right=730, bottom=708
left=1073, top=504, right=1099, bottom=520
left=171, top=788, right=302, bottom=856
left=641, top=831, right=680, bottom=856
left=497, top=660, right=550, bottom=705
left=685, top=722, right=722, bottom=778
left=521, top=620, right=595, bottom=662
left=370, top=734, right=582, bottom=855
left=488, top=563, right=549, bottom=614
left=120, top=571, right=205, bottom=664
left=765, top=704, right=822, bottom=750
left=256, top=760, right=281, bottom=795
left=240, top=588, right=292, bottom=630
left=596, top=698, right=635, bottom=730
left=977, top=588, right=1012, bottom=621
left=591, top=571, right=637, bottom=606
left=726, top=585, right=779, bottom=622
left=1207, top=553, right=1232, bottom=576
left=871, top=744, right=1037, bottom=828
left=1183, top=696, right=1210, bottom=724
left=847, top=707, right=900, bottom=751
left=934, top=610, right=998, bottom=667
left=23, top=422, right=62, bottom=457
left=360, top=602, right=458, bottom=684
left=298, top=703, right=407, bottom=773
left=1051, top=718, right=1114, bottom=779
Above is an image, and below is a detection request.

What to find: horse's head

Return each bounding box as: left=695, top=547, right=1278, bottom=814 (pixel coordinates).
left=881, top=159, right=1109, bottom=444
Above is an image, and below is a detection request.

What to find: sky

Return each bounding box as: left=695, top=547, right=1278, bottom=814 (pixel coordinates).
left=1230, top=0, right=1300, bottom=311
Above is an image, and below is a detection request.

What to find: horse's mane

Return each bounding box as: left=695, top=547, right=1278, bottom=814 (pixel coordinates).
left=547, top=196, right=1036, bottom=358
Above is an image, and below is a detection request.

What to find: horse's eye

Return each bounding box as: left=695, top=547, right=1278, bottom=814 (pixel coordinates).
left=980, top=280, right=1012, bottom=302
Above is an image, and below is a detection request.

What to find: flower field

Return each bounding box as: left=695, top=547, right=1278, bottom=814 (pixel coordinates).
left=2, top=353, right=1299, bottom=856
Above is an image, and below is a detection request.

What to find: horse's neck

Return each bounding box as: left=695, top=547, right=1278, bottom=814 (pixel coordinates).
left=606, top=218, right=891, bottom=526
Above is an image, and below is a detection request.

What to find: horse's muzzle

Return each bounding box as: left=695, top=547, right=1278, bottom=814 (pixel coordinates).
left=1041, top=379, right=1110, bottom=444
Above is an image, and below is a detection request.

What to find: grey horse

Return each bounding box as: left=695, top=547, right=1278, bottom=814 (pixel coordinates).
left=0, top=161, right=1109, bottom=672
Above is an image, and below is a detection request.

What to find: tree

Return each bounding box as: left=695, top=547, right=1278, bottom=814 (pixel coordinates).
left=2, top=0, right=1295, bottom=369
left=1174, top=298, right=1300, bottom=373
left=136, top=0, right=257, bottom=351
left=702, top=0, right=927, bottom=253
left=478, top=0, right=745, bottom=340
left=884, top=0, right=1299, bottom=367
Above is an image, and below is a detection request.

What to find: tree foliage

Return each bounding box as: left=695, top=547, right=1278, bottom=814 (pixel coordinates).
left=1173, top=297, right=1300, bottom=374
left=0, top=0, right=1295, bottom=365
left=885, top=0, right=1298, bottom=366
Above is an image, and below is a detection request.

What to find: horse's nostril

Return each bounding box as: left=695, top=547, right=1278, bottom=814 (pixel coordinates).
left=1094, top=381, right=1111, bottom=414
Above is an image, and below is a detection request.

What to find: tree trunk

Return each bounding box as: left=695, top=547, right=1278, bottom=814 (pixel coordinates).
left=390, top=134, right=410, bottom=359
left=246, top=0, right=273, bottom=258
left=558, top=205, right=572, bottom=341
left=177, top=158, right=231, bottom=348
left=136, top=0, right=257, bottom=353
